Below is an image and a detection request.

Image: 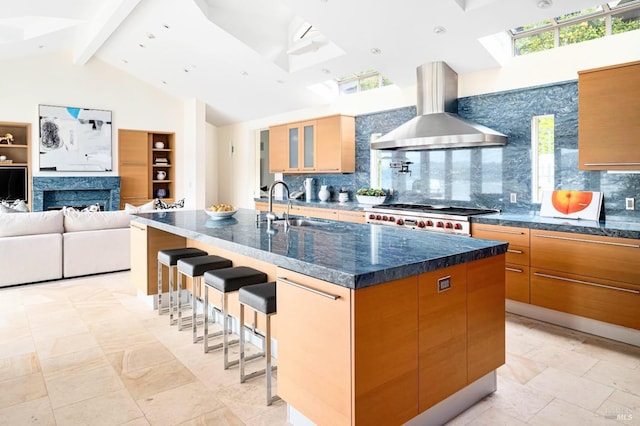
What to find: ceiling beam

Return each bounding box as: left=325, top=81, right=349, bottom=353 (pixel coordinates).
left=73, top=0, right=141, bottom=65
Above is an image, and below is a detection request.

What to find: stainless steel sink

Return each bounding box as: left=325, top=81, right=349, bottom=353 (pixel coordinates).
left=286, top=218, right=329, bottom=227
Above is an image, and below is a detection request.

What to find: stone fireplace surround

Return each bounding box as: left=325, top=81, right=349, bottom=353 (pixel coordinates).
left=32, top=176, right=121, bottom=211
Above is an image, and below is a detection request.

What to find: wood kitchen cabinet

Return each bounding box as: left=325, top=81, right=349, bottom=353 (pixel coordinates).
left=418, top=264, right=467, bottom=411
left=268, top=115, right=355, bottom=174
left=316, top=115, right=355, bottom=173
left=530, top=229, right=640, bottom=329
left=277, top=255, right=504, bottom=425
left=254, top=201, right=339, bottom=221
left=118, top=129, right=175, bottom=209
left=578, top=60, right=640, bottom=170
left=471, top=223, right=530, bottom=303
left=277, top=268, right=354, bottom=425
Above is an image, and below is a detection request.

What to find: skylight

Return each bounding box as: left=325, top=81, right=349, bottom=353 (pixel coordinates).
left=336, top=69, right=393, bottom=95
left=510, top=0, right=640, bottom=56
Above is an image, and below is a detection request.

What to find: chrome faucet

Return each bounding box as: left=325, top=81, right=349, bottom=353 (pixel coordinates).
left=266, top=180, right=291, bottom=229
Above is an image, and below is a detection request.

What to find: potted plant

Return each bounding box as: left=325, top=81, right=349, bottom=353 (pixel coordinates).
left=356, top=188, right=387, bottom=205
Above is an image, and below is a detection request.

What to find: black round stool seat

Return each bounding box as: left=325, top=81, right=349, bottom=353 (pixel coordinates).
left=204, top=266, right=268, bottom=293
left=177, top=255, right=232, bottom=276
left=239, top=282, right=276, bottom=315
left=158, top=248, right=207, bottom=266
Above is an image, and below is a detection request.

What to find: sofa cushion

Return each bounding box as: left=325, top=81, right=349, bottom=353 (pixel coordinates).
left=0, top=210, right=64, bottom=237
left=63, top=210, right=131, bottom=232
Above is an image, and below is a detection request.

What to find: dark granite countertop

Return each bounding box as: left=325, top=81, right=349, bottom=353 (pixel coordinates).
left=132, top=208, right=507, bottom=289
left=472, top=212, right=640, bottom=240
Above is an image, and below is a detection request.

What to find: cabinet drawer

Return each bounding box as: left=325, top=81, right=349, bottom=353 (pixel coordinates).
left=338, top=210, right=366, bottom=224
left=531, top=268, right=640, bottom=329
left=506, top=264, right=530, bottom=303
left=293, top=206, right=338, bottom=220
left=472, top=224, right=530, bottom=247
left=505, top=244, right=529, bottom=266
left=531, top=230, right=640, bottom=284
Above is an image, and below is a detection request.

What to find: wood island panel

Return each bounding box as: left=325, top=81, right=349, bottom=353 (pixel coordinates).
left=418, top=264, right=467, bottom=411
left=130, top=222, right=186, bottom=295
left=277, top=268, right=353, bottom=426
left=352, top=276, right=419, bottom=425
left=467, top=255, right=506, bottom=383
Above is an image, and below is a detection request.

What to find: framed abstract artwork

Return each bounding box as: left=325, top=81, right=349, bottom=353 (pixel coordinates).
left=39, top=105, right=113, bottom=171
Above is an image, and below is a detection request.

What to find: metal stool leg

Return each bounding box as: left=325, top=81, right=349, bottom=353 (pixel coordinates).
left=157, top=261, right=163, bottom=314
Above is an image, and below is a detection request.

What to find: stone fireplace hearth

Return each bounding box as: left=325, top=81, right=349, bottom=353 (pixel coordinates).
left=32, top=177, right=121, bottom=211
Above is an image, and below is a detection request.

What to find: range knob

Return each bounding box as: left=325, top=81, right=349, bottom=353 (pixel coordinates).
left=418, top=221, right=426, bottom=228
left=454, top=223, right=463, bottom=230
left=426, top=220, right=433, bottom=227
left=396, top=219, right=404, bottom=226
left=445, top=222, right=453, bottom=229
left=436, top=221, right=444, bottom=228
left=376, top=215, right=382, bottom=220
left=389, top=216, right=395, bottom=222
left=369, top=214, right=376, bottom=220
left=382, top=215, right=388, bottom=221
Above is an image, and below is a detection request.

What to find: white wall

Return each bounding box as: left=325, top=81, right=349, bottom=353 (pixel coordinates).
left=217, top=33, right=640, bottom=209
left=0, top=51, right=184, bottom=200
left=205, top=122, right=218, bottom=207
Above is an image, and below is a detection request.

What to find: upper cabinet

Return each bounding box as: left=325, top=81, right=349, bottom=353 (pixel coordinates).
left=269, top=114, right=355, bottom=174
left=578, top=60, right=640, bottom=170
left=0, top=121, right=31, bottom=206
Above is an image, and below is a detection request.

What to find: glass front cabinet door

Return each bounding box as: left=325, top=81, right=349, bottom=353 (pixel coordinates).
left=287, top=121, right=315, bottom=172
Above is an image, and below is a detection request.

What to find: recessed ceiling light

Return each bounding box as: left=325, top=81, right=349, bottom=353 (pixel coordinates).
left=138, top=43, right=145, bottom=48
left=183, top=68, right=190, bottom=73
left=162, top=23, right=170, bottom=29
left=241, top=71, right=249, bottom=76
left=433, top=26, right=446, bottom=35
left=370, top=48, right=381, bottom=55
left=321, top=68, right=331, bottom=74
left=161, top=80, right=167, bottom=85
left=146, top=33, right=156, bottom=39
left=537, top=0, right=552, bottom=8
left=122, top=59, right=128, bottom=64
left=276, top=79, right=285, bottom=84
left=38, top=45, right=45, bottom=49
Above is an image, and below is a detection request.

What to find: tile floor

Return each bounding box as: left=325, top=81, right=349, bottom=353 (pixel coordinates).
left=0, top=271, right=638, bottom=425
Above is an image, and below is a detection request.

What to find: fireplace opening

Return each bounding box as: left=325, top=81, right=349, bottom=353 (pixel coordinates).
left=47, top=204, right=104, bottom=211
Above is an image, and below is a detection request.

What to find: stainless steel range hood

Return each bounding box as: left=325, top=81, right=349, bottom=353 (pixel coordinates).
left=371, top=62, right=507, bottom=150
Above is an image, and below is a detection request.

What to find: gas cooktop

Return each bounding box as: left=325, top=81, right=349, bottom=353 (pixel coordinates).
left=371, top=203, right=499, bottom=217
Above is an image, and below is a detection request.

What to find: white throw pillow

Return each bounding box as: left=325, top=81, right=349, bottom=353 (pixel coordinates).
left=63, top=210, right=131, bottom=232
left=124, top=199, right=156, bottom=213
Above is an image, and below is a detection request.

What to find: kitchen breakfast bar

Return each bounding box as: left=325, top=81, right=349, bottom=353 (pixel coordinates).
left=130, top=208, right=508, bottom=425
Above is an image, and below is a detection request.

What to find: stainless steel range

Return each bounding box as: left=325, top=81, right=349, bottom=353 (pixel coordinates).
left=365, top=203, right=499, bottom=236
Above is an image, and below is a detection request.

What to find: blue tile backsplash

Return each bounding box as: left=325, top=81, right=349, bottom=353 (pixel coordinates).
left=283, top=81, right=639, bottom=219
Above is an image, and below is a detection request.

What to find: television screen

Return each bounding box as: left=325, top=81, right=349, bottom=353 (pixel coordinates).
left=0, top=167, right=27, bottom=202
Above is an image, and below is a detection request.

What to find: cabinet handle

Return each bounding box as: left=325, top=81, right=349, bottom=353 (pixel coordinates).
left=533, top=272, right=640, bottom=294
left=474, top=227, right=524, bottom=235
left=121, top=162, right=147, bottom=165
left=318, top=168, right=339, bottom=171
left=507, top=249, right=524, bottom=254
left=130, top=223, right=145, bottom=231
left=506, top=267, right=524, bottom=273
left=278, top=277, right=341, bottom=300
left=533, top=234, right=640, bottom=249
left=583, top=162, right=640, bottom=166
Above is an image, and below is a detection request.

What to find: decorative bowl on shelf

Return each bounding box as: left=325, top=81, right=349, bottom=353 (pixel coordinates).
left=154, top=142, right=165, bottom=149
left=204, top=208, right=238, bottom=220
left=356, top=195, right=387, bottom=205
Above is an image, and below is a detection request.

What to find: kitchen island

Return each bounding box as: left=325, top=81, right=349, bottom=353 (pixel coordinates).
left=130, top=208, right=508, bottom=425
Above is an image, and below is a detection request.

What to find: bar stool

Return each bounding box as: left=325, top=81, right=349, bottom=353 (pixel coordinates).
left=202, top=266, right=268, bottom=369
left=176, top=255, right=232, bottom=341
left=239, top=281, right=279, bottom=405
left=157, top=248, right=207, bottom=322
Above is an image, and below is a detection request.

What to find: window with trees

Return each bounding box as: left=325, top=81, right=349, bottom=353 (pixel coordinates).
left=531, top=115, right=555, bottom=203
left=511, top=1, right=640, bottom=56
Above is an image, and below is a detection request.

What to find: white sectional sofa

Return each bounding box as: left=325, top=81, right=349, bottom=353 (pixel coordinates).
left=0, top=209, right=131, bottom=287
